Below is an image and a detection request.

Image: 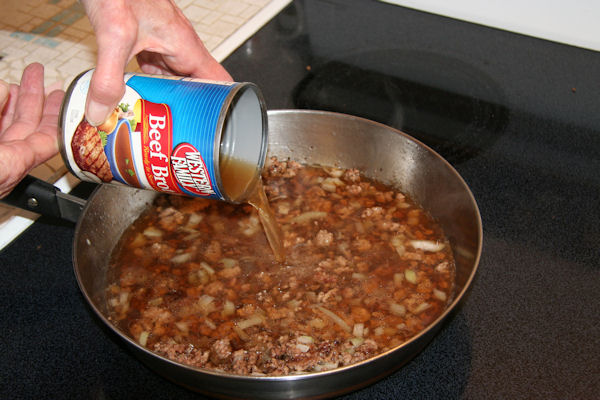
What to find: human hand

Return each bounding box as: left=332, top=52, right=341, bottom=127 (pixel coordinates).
left=80, top=0, right=233, bottom=126
left=0, top=63, right=65, bottom=199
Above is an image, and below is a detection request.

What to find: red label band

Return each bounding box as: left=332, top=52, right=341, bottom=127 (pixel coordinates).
left=139, top=100, right=180, bottom=194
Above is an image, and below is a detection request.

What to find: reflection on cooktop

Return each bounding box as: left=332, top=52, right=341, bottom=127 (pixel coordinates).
left=293, top=58, right=509, bottom=164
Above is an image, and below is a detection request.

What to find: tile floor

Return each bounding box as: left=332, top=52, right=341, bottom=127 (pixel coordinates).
left=0, top=0, right=290, bottom=248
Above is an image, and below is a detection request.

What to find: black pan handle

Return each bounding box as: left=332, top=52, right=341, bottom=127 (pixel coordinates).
left=1, top=175, right=85, bottom=223
left=2, top=175, right=62, bottom=217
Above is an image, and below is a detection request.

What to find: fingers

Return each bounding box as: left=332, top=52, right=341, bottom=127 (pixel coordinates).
left=84, top=3, right=136, bottom=126
left=86, top=42, right=130, bottom=126
left=2, top=63, right=46, bottom=142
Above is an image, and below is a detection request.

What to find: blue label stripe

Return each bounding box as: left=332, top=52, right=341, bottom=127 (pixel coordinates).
left=126, top=76, right=234, bottom=199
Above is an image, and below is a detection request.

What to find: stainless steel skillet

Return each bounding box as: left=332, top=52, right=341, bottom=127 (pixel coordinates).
left=4, top=110, right=482, bottom=399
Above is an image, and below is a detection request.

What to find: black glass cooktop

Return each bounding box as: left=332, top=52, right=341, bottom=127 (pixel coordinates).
left=1, top=1, right=598, bottom=399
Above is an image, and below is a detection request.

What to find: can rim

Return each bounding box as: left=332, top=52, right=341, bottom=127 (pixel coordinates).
left=58, top=69, right=92, bottom=180
left=213, top=82, right=269, bottom=203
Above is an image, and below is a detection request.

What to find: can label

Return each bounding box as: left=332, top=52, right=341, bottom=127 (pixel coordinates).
left=60, top=71, right=246, bottom=200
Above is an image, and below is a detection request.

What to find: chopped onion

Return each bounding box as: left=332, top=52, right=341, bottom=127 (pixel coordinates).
left=291, top=211, right=327, bottom=224
left=204, top=318, right=217, bottom=330
left=139, top=331, right=150, bottom=347
left=298, top=335, right=314, bottom=344
left=313, top=362, right=339, bottom=372
left=316, top=306, right=351, bottom=333
left=237, top=314, right=264, bottom=330
left=374, top=326, right=385, bottom=336
left=433, top=289, right=447, bottom=301
left=353, top=323, right=364, bottom=337
left=390, top=302, right=406, bottom=317
left=187, top=213, right=203, bottom=227
left=350, top=337, right=364, bottom=347
left=170, top=252, right=193, bottom=264
left=413, top=302, right=431, bottom=314
left=130, top=233, right=146, bottom=247
left=175, top=322, right=189, bottom=333
left=200, top=262, right=215, bottom=275
left=198, top=295, right=216, bottom=314
left=391, top=235, right=406, bottom=256
left=324, top=166, right=344, bottom=178
left=233, top=326, right=250, bottom=341
left=296, top=343, right=310, bottom=353
left=143, top=226, right=163, bottom=238
left=404, top=269, right=418, bottom=284
left=222, top=300, right=235, bottom=317
left=309, top=318, right=326, bottom=329
left=409, top=240, right=445, bottom=252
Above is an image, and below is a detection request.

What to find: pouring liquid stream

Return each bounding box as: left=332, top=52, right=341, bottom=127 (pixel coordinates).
left=220, top=157, right=286, bottom=263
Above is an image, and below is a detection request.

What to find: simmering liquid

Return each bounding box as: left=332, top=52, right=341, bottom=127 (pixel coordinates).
left=106, top=159, right=456, bottom=376
left=220, top=156, right=285, bottom=262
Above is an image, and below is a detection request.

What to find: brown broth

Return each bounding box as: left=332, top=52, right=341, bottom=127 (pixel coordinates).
left=220, top=156, right=285, bottom=262
left=106, top=159, right=456, bottom=376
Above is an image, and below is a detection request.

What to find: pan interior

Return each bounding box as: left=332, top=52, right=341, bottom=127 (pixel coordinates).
left=73, top=110, right=481, bottom=399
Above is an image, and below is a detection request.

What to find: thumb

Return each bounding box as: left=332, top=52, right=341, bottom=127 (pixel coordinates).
left=85, top=40, right=133, bottom=126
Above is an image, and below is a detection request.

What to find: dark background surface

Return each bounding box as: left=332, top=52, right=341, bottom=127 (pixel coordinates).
left=1, top=1, right=599, bottom=398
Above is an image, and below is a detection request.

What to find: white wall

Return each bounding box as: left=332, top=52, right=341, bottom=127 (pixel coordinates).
left=381, top=0, right=600, bottom=52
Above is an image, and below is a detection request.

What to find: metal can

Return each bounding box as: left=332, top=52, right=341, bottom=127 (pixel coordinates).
left=59, top=70, right=268, bottom=203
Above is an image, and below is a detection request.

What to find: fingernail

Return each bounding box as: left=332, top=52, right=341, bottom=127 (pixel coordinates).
left=86, top=99, right=112, bottom=126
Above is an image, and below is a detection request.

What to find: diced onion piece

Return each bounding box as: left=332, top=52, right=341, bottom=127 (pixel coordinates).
left=391, top=235, right=406, bottom=256
left=187, top=213, right=203, bottom=227
left=405, top=269, right=418, bottom=284
left=200, top=262, right=215, bottom=275
left=233, top=326, right=250, bottom=341
left=204, top=318, right=217, bottom=330
left=298, top=335, right=314, bottom=344
left=139, top=331, right=150, bottom=347
left=353, top=323, right=364, bottom=337
left=374, top=326, right=385, bottom=336
left=413, top=302, right=431, bottom=314
left=350, top=337, right=364, bottom=347
left=316, top=306, right=351, bottom=333
left=291, top=211, right=327, bottom=224
left=222, top=300, right=235, bottom=317
left=130, top=233, right=146, bottom=248
left=198, top=294, right=215, bottom=314
left=324, top=166, right=344, bottom=178
left=433, top=289, right=447, bottom=302
left=278, top=202, right=291, bottom=215
left=313, top=362, right=339, bottom=372
left=237, top=314, right=264, bottom=330
left=390, top=302, right=406, bottom=317
left=296, top=343, right=310, bottom=353
left=409, top=240, right=445, bottom=252
left=175, top=322, right=189, bottom=333
left=321, top=181, right=337, bottom=193
left=143, top=226, right=163, bottom=238
left=170, top=252, right=193, bottom=264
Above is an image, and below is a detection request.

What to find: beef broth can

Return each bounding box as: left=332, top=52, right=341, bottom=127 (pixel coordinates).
left=59, top=70, right=268, bottom=203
